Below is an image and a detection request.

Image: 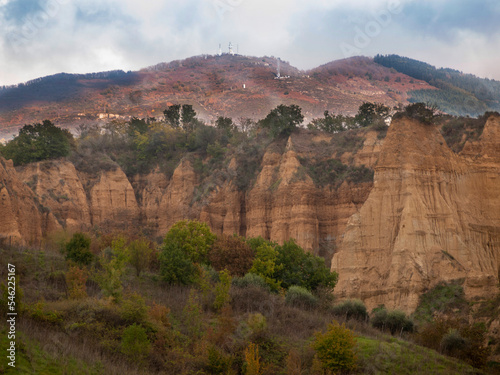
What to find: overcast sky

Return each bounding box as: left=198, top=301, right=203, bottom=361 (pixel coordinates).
left=1, top=0, right=499, bottom=86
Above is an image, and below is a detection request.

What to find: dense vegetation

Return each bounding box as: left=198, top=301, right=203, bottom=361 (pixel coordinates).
left=374, top=54, right=500, bottom=116
left=1, top=224, right=497, bottom=374
left=1, top=103, right=500, bottom=372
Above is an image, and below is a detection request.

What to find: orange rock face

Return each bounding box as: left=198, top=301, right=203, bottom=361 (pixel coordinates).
left=332, top=115, right=500, bottom=313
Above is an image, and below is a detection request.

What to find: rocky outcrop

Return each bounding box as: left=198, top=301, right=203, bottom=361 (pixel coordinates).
left=17, top=161, right=90, bottom=232
left=0, top=158, right=60, bottom=245
left=332, top=115, right=500, bottom=313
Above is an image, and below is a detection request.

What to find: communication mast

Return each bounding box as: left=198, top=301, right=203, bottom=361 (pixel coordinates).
left=218, top=43, right=222, bottom=56
left=228, top=42, right=234, bottom=55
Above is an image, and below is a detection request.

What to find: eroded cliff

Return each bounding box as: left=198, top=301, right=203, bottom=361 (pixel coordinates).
left=332, top=115, right=500, bottom=312
left=1, top=117, right=498, bottom=315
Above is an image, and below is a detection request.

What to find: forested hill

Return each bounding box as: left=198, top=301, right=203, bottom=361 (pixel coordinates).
left=374, top=54, right=500, bottom=116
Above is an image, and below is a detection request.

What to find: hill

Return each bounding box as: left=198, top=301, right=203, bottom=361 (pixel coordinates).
left=0, top=54, right=435, bottom=138
left=374, top=54, right=500, bottom=116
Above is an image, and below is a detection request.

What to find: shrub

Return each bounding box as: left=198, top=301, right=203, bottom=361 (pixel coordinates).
left=371, top=308, right=414, bottom=335
left=148, top=302, right=171, bottom=327
left=209, top=235, right=255, bottom=276
left=206, top=345, right=233, bottom=374
left=413, top=281, right=467, bottom=323
left=232, top=273, right=270, bottom=291
left=121, top=324, right=151, bottom=364
left=65, top=265, right=88, bottom=299
left=183, top=289, right=204, bottom=339
left=121, top=293, right=148, bottom=324
left=441, top=329, right=466, bottom=356
left=163, top=220, right=216, bottom=264
left=312, top=321, right=357, bottom=373
left=285, top=286, right=318, bottom=309
left=159, top=242, right=197, bottom=285
left=393, top=102, right=437, bottom=124
left=65, top=232, right=93, bottom=266
left=247, top=313, right=267, bottom=335
left=331, top=299, right=368, bottom=322
left=213, top=270, right=232, bottom=311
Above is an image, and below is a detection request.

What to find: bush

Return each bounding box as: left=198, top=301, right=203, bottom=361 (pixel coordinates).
left=65, top=232, right=93, bottom=266
left=285, top=286, right=318, bottom=309
left=163, top=220, right=216, bottom=264
left=159, top=242, right=197, bottom=285
left=206, top=345, right=232, bottom=374
left=208, top=235, right=255, bottom=276
left=121, top=293, right=148, bottom=324
left=121, top=324, right=151, bottom=364
left=65, top=265, right=88, bottom=299
left=371, top=308, right=414, bottom=335
left=332, top=299, right=368, bottom=322
left=232, top=273, right=270, bottom=291
left=413, top=281, right=467, bottom=323
left=441, top=329, right=466, bottom=356
left=394, top=102, right=437, bottom=124
left=312, top=321, right=357, bottom=373
left=213, top=270, right=232, bottom=311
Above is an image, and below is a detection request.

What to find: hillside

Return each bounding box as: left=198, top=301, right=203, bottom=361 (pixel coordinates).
left=0, top=55, right=434, bottom=138
left=374, top=54, right=500, bottom=116
left=1, top=108, right=500, bottom=373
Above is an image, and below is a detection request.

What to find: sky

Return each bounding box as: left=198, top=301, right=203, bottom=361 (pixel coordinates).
left=1, top=0, right=500, bottom=86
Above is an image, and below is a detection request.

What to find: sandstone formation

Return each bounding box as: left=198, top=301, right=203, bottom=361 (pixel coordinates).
left=332, top=115, right=500, bottom=313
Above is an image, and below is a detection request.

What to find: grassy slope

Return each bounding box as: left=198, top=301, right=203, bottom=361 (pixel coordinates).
left=0, top=244, right=487, bottom=375
left=0, top=326, right=103, bottom=374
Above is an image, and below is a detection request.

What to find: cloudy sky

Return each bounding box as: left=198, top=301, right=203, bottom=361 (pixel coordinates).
left=1, top=0, right=499, bottom=86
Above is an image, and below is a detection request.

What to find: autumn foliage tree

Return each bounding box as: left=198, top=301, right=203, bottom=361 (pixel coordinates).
left=208, top=235, right=255, bottom=276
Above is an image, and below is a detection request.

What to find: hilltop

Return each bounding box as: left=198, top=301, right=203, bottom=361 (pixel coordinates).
left=0, top=54, right=434, bottom=137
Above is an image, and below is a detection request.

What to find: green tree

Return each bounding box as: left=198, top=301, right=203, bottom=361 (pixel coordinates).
left=249, top=242, right=282, bottom=291
left=213, top=270, right=232, bottom=311
left=64, top=232, right=93, bottom=266
left=215, top=116, right=234, bottom=135
left=127, top=238, right=154, bottom=276
left=312, top=321, right=357, bottom=373
left=164, top=104, right=181, bottom=127
left=274, top=240, right=338, bottom=291
left=163, top=220, right=216, bottom=264
left=259, top=104, right=304, bottom=138
left=127, top=117, right=149, bottom=136
left=159, top=242, right=197, bottom=285
left=308, top=111, right=350, bottom=133
left=95, top=236, right=129, bottom=301
left=181, top=104, right=197, bottom=129
left=354, top=102, right=390, bottom=127
left=1, top=120, right=73, bottom=166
